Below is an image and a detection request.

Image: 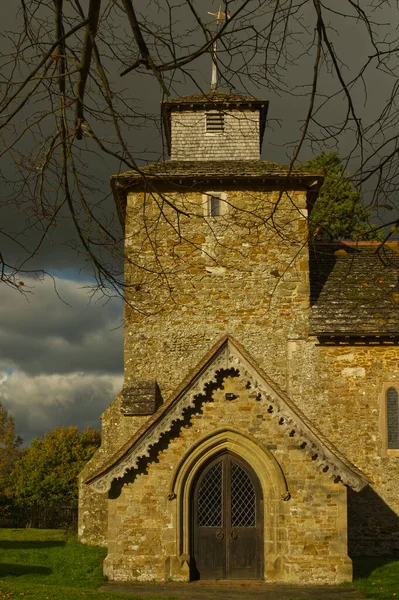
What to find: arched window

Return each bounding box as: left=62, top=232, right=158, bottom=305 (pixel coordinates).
left=386, top=387, right=399, bottom=449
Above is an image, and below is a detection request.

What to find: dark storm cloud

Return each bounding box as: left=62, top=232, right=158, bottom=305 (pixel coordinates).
left=0, top=275, right=123, bottom=442
left=0, top=276, right=123, bottom=375
left=0, top=1, right=398, bottom=446
left=1, top=1, right=397, bottom=276
left=0, top=370, right=123, bottom=445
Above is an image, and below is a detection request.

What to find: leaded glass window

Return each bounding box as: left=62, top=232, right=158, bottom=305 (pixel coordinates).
left=231, top=462, right=256, bottom=527
left=387, top=387, right=399, bottom=449
left=197, top=461, right=223, bottom=527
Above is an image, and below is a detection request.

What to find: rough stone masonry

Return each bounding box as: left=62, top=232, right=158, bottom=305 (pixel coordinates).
left=78, top=91, right=399, bottom=584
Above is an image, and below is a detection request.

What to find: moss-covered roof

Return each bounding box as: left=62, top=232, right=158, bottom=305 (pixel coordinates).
left=112, top=159, right=319, bottom=180
left=111, top=160, right=323, bottom=230
left=310, top=242, right=399, bottom=336
left=111, top=160, right=323, bottom=229
left=162, top=91, right=265, bottom=105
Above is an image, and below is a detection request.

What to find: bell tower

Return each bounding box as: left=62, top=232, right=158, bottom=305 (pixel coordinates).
left=110, top=93, right=322, bottom=402
left=161, top=92, right=268, bottom=161
left=79, top=93, right=323, bottom=551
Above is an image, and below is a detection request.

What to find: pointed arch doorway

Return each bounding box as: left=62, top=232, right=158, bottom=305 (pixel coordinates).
left=191, top=452, right=263, bottom=580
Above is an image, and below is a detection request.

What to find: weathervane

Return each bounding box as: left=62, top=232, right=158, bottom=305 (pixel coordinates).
left=208, top=5, right=229, bottom=91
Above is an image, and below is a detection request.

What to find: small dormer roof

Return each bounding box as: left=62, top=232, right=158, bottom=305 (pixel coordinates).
left=161, top=91, right=269, bottom=155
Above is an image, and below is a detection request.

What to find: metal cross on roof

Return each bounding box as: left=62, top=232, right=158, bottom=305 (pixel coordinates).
left=208, top=5, right=229, bottom=91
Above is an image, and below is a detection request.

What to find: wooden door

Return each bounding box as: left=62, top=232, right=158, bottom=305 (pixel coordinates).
left=192, top=452, right=263, bottom=580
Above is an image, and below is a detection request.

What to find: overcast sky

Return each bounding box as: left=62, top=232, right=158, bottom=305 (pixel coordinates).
left=0, top=277, right=123, bottom=444
left=1, top=1, right=398, bottom=445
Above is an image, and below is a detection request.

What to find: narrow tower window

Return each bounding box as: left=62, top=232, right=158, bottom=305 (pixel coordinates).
left=387, top=387, right=399, bottom=449
left=202, top=192, right=227, bottom=217
left=206, top=111, right=224, bottom=133
left=209, top=195, right=221, bottom=217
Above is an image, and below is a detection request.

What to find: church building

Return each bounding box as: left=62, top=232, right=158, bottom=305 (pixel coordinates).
left=78, top=91, right=399, bottom=585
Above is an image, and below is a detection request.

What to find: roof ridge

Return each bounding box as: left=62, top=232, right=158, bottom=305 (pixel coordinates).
left=162, top=91, right=266, bottom=104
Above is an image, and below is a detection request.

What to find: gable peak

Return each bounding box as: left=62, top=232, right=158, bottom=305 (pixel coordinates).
left=86, top=335, right=370, bottom=494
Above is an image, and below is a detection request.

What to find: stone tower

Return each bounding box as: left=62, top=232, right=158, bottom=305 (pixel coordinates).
left=112, top=91, right=321, bottom=401
left=78, top=92, right=385, bottom=585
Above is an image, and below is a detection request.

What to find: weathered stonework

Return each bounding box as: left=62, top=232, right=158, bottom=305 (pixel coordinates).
left=286, top=340, right=399, bottom=555
left=103, top=374, right=352, bottom=584
left=78, top=92, right=399, bottom=584
left=121, top=380, right=162, bottom=415
left=87, top=338, right=369, bottom=496
left=78, top=393, right=149, bottom=546
left=123, top=188, right=310, bottom=397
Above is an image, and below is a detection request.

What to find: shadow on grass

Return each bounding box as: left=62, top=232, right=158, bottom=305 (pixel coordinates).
left=352, top=557, right=398, bottom=579
left=0, top=563, right=52, bottom=577
left=0, top=540, right=65, bottom=549
left=348, top=487, right=399, bottom=556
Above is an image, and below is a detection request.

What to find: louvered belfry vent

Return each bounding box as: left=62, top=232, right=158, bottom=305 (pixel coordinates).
left=162, top=93, right=268, bottom=160
left=231, top=462, right=256, bottom=527
left=197, top=462, right=223, bottom=527
left=206, top=111, right=224, bottom=133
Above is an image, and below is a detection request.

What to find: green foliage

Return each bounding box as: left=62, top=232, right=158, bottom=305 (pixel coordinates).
left=303, top=152, right=383, bottom=242
left=0, top=528, right=173, bottom=600
left=0, top=403, right=22, bottom=494
left=9, top=427, right=101, bottom=509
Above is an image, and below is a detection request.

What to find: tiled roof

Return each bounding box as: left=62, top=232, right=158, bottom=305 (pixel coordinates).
left=112, top=160, right=320, bottom=180
left=310, top=242, right=399, bottom=336
left=111, top=160, right=322, bottom=230
left=162, top=91, right=265, bottom=105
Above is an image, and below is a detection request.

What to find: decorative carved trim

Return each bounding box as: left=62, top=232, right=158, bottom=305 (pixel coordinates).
left=227, top=344, right=369, bottom=492
left=89, top=340, right=370, bottom=493
left=91, top=346, right=229, bottom=493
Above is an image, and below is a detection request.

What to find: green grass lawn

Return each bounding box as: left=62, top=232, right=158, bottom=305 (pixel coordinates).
left=0, top=528, right=176, bottom=600
left=0, top=528, right=398, bottom=600
left=351, top=556, right=399, bottom=599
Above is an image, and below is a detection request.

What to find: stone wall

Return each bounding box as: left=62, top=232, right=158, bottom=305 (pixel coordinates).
left=286, top=340, right=399, bottom=555
left=124, top=188, right=309, bottom=398
left=170, top=110, right=260, bottom=160
left=78, top=394, right=149, bottom=546
left=103, top=375, right=351, bottom=584
left=79, top=179, right=399, bottom=569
